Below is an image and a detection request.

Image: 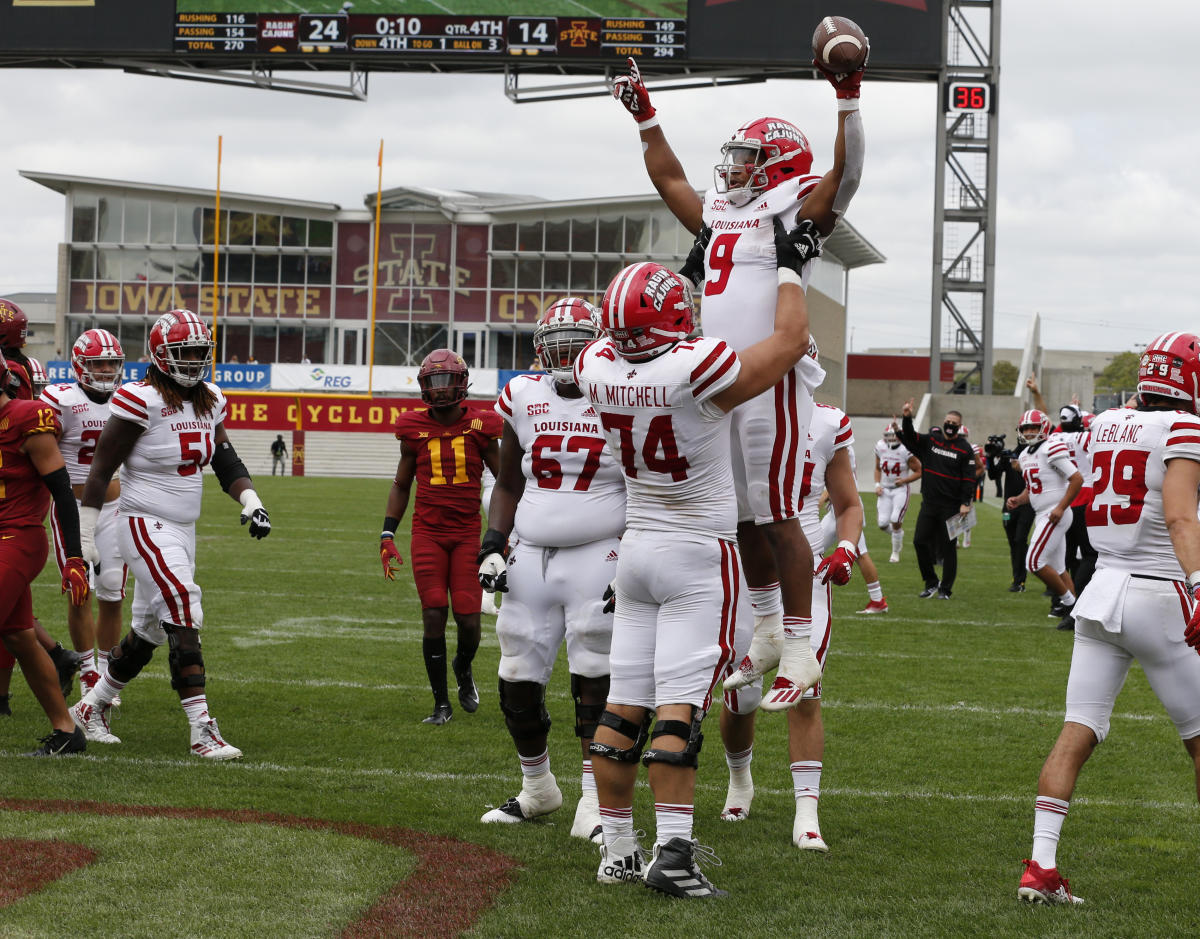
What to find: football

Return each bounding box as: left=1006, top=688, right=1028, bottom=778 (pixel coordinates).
left=811, top=16, right=868, bottom=74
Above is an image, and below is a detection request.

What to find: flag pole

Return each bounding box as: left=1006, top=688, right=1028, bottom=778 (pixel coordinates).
left=368, top=139, right=383, bottom=397
left=212, top=135, right=223, bottom=356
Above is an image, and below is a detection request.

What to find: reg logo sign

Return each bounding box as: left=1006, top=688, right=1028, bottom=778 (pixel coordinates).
left=310, top=367, right=351, bottom=389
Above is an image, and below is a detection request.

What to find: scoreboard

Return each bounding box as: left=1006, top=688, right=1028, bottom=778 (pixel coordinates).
left=174, top=13, right=686, bottom=61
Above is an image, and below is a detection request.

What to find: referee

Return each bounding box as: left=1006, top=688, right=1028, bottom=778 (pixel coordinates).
left=898, top=400, right=977, bottom=599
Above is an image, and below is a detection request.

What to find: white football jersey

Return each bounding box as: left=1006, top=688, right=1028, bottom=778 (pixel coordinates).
left=109, top=380, right=228, bottom=525
left=1053, top=429, right=1092, bottom=484
left=1018, top=438, right=1078, bottom=515
left=798, top=404, right=854, bottom=550
left=575, top=335, right=740, bottom=539
left=700, top=174, right=822, bottom=352
left=39, top=381, right=111, bottom=485
left=1087, top=408, right=1200, bottom=579
left=495, top=374, right=626, bottom=547
left=874, top=438, right=913, bottom=487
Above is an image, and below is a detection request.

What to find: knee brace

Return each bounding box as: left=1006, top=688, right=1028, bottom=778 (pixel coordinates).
left=589, top=709, right=652, bottom=764
left=107, top=632, right=157, bottom=684
left=164, top=623, right=206, bottom=693
left=570, top=673, right=609, bottom=741
left=642, top=708, right=705, bottom=769
left=497, top=679, right=551, bottom=742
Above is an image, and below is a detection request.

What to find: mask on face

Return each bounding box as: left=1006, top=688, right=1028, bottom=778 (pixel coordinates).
left=942, top=421, right=960, bottom=437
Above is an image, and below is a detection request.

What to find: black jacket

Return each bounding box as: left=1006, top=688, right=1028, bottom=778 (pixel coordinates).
left=899, top=416, right=977, bottom=509
left=986, top=442, right=1027, bottom=501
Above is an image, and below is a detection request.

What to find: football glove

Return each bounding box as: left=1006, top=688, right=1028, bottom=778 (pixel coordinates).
left=612, top=57, right=657, bottom=125
left=1185, top=584, right=1200, bottom=651
left=238, top=490, right=271, bottom=539
left=816, top=540, right=858, bottom=586
left=380, top=536, right=403, bottom=580
left=477, top=528, right=509, bottom=592
left=774, top=217, right=822, bottom=277
left=813, top=40, right=868, bottom=100
left=78, top=505, right=100, bottom=566
left=602, top=580, right=616, bottom=615
left=678, top=223, right=712, bottom=288
left=61, top=557, right=90, bottom=607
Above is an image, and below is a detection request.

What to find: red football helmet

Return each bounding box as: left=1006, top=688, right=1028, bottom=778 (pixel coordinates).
left=601, top=263, right=695, bottom=361
left=4, top=359, right=30, bottom=399
left=72, top=328, right=124, bottom=394
left=417, top=349, right=469, bottom=408
left=714, top=117, right=814, bottom=208
left=26, top=356, right=48, bottom=398
left=534, top=298, right=602, bottom=382
left=148, top=309, right=213, bottom=388
left=0, top=298, right=28, bottom=350
left=1137, top=332, right=1200, bottom=414
left=1018, top=409, right=1049, bottom=445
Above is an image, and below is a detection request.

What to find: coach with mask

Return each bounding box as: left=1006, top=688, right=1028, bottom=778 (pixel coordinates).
left=898, top=400, right=978, bottom=599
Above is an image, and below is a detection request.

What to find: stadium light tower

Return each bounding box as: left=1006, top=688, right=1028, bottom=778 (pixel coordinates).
left=930, top=0, right=1001, bottom=394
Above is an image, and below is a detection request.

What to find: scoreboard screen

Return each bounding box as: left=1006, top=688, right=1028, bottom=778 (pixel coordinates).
left=173, top=4, right=687, bottom=61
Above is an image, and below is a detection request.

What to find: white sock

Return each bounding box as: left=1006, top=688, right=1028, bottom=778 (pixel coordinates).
left=180, top=694, right=208, bottom=724
left=654, top=802, right=694, bottom=846
left=79, top=652, right=98, bottom=679
left=600, top=804, right=633, bottom=849
left=891, top=530, right=904, bottom=553
left=97, top=649, right=110, bottom=680
left=749, top=582, right=782, bottom=617
left=90, top=671, right=125, bottom=706
left=725, top=745, right=753, bottom=786
left=580, top=759, right=597, bottom=796
left=1031, top=796, right=1069, bottom=868
left=866, top=581, right=883, bottom=602
left=782, top=616, right=812, bottom=640
left=791, top=760, right=822, bottom=832
left=1059, top=590, right=1076, bottom=606
left=519, top=749, right=551, bottom=779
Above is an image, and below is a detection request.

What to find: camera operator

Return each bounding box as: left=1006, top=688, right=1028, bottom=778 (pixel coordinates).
left=985, top=433, right=1033, bottom=592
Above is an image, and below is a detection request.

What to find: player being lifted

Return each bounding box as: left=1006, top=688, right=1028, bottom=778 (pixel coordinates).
left=477, top=299, right=626, bottom=842
left=612, top=46, right=866, bottom=707
left=71, top=310, right=271, bottom=760
left=579, top=218, right=821, bottom=898
left=40, top=329, right=128, bottom=699
left=381, top=350, right=501, bottom=726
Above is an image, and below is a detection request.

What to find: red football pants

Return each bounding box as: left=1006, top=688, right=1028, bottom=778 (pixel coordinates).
left=410, top=529, right=482, bottom=615
left=0, top=526, right=49, bottom=667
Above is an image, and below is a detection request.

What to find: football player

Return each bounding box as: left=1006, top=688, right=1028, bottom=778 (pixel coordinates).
left=873, top=423, right=921, bottom=562
left=477, top=299, right=625, bottom=842
left=0, top=357, right=90, bottom=754
left=1018, top=333, right=1200, bottom=905
left=613, top=48, right=866, bottom=707
left=71, top=310, right=271, bottom=760
left=1006, top=410, right=1083, bottom=621
left=40, top=329, right=128, bottom=700
left=381, top=349, right=501, bottom=725
left=577, top=217, right=820, bottom=897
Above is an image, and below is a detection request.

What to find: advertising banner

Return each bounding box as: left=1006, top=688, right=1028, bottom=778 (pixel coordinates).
left=44, top=361, right=149, bottom=384
left=271, top=363, right=498, bottom=397
left=224, top=394, right=426, bottom=433
left=211, top=364, right=272, bottom=390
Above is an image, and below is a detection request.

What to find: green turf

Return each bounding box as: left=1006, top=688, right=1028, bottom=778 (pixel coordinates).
left=176, top=1, right=687, bottom=19
left=2, top=478, right=1195, bottom=936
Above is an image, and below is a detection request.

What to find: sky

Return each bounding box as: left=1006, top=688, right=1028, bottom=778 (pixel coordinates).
left=0, top=1, right=1196, bottom=355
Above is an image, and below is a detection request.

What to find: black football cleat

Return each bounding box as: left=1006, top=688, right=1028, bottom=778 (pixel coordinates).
left=918, top=587, right=938, bottom=599
left=27, top=727, right=86, bottom=756
left=1008, top=582, right=1026, bottom=593
left=48, top=644, right=84, bottom=699
left=452, top=657, right=479, bottom=714
left=644, top=837, right=728, bottom=899
left=422, top=702, right=453, bottom=726
left=0, top=694, right=11, bottom=717
left=1056, top=614, right=1076, bottom=632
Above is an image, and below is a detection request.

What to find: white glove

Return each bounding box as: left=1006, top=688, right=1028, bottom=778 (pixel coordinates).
left=78, top=505, right=100, bottom=566
left=478, top=553, right=508, bottom=593
left=238, top=489, right=271, bottom=539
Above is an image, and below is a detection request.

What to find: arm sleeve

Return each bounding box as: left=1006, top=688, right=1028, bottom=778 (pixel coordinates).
left=832, top=110, right=864, bottom=217
left=899, top=415, right=921, bottom=453
left=43, top=466, right=82, bottom=557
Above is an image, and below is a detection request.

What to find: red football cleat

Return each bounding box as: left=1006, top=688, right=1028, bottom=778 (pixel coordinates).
left=1018, top=859, right=1084, bottom=905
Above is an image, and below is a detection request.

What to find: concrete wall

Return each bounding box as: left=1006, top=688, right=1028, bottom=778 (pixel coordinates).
left=809, top=289, right=846, bottom=410
left=924, top=393, right=1025, bottom=448
left=847, top=380, right=928, bottom=418
left=1036, top=366, right=1095, bottom=416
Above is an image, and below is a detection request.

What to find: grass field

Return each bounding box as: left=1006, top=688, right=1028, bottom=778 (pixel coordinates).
left=176, top=1, right=688, bottom=18
left=3, top=477, right=1198, bottom=937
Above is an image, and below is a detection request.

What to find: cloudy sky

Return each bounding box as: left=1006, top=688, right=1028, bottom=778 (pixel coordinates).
left=0, top=1, right=1195, bottom=354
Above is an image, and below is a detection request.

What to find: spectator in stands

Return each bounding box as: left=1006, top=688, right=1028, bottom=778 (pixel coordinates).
left=270, top=435, right=288, bottom=476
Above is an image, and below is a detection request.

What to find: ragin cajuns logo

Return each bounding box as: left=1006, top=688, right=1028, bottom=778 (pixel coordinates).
left=763, top=121, right=809, bottom=150
left=644, top=268, right=689, bottom=312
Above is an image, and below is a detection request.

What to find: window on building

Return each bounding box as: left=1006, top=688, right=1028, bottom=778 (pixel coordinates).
left=544, top=259, right=569, bottom=290
left=226, top=253, right=254, bottom=284
left=149, top=202, right=176, bottom=244
left=303, top=324, right=329, bottom=362
left=281, top=217, right=306, bottom=247
left=201, top=208, right=229, bottom=245
left=124, top=199, right=150, bottom=244
left=228, top=211, right=254, bottom=247
left=492, top=223, right=516, bottom=251
left=177, top=204, right=202, bottom=245
left=569, top=259, right=595, bottom=292
left=254, top=254, right=280, bottom=285
left=147, top=251, right=174, bottom=283
left=572, top=217, right=597, bottom=253
left=252, top=324, right=276, bottom=362
left=175, top=249, right=202, bottom=283
left=544, top=219, right=570, bottom=253
left=255, top=214, right=280, bottom=246
left=598, top=215, right=623, bottom=254
left=306, top=255, right=332, bottom=285
left=72, top=195, right=98, bottom=242
left=97, top=197, right=123, bottom=243
left=309, top=219, right=333, bottom=248
left=491, top=258, right=515, bottom=289
left=221, top=324, right=251, bottom=363
left=280, top=255, right=307, bottom=285
left=70, top=248, right=96, bottom=280
left=518, top=221, right=543, bottom=253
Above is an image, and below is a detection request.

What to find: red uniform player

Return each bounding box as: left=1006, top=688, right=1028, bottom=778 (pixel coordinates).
left=380, top=349, right=501, bottom=725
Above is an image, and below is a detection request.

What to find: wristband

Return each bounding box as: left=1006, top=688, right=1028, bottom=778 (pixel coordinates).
left=79, top=505, right=100, bottom=530
left=636, top=115, right=660, bottom=130
left=837, top=98, right=861, bottom=112
left=238, top=489, right=264, bottom=515
left=837, top=539, right=859, bottom=558
left=1188, top=571, right=1200, bottom=594
left=778, top=267, right=804, bottom=287
left=381, top=531, right=395, bottom=540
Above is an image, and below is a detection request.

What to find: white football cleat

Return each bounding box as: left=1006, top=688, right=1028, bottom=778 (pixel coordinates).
left=70, top=700, right=120, bottom=744
left=481, top=772, right=563, bottom=823
left=720, top=777, right=754, bottom=821
left=570, top=790, right=603, bottom=842
left=481, top=592, right=500, bottom=616
left=723, top=612, right=781, bottom=692
left=190, top=718, right=242, bottom=760
left=596, top=833, right=647, bottom=885
left=794, top=830, right=829, bottom=853
left=760, top=639, right=821, bottom=712
left=888, top=552, right=901, bottom=563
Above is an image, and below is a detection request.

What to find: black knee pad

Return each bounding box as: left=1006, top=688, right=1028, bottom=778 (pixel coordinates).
left=642, top=708, right=705, bottom=769
left=589, top=709, right=652, bottom=764
left=497, top=679, right=551, bottom=742
left=106, top=632, right=158, bottom=684
left=570, top=673, right=609, bottom=740
left=164, top=623, right=206, bottom=693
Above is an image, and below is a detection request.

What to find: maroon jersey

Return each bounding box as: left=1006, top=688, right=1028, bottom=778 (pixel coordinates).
left=395, top=404, right=501, bottom=534
left=0, top=397, right=60, bottom=529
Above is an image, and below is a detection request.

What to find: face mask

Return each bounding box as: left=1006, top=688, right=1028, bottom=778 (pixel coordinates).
left=942, top=422, right=960, bottom=437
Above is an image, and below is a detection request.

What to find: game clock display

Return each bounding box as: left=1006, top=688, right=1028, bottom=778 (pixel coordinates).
left=945, top=80, right=993, bottom=113
left=173, top=11, right=686, bottom=59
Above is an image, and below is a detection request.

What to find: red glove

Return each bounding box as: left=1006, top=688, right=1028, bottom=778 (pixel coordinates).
left=612, top=57, right=657, bottom=125
left=816, top=541, right=858, bottom=586
left=1185, top=585, right=1200, bottom=651
left=813, top=46, right=868, bottom=100
left=380, top=536, right=403, bottom=581
left=61, top=557, right=90, bottom=607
